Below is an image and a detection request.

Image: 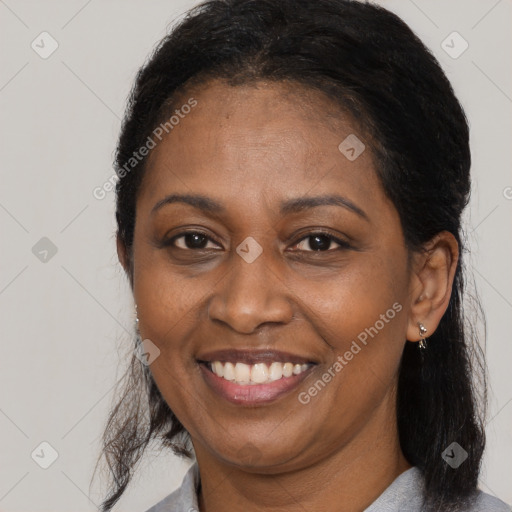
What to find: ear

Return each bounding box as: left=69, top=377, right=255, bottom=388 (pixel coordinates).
left=406, top=231, right=459, bottom=343
left=116, top=233, right=131, bottom=276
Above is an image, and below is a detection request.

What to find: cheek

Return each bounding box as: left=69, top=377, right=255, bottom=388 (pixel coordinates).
left=132, top=256, right=205, bottom=421
left=132, top=242, right=203, bottom=357
left=293, top=252, right=410, bottom=402
left=291, top=258, right=408, bottom=430
left=299, top=254, right=407, bottom=338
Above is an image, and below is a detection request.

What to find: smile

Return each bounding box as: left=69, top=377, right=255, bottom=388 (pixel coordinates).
left=207, top=360, right=312, bottom=385
left=197, top=353, right=317, bottom=405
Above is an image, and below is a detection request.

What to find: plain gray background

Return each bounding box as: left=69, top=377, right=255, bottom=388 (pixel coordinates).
left=0, top=0, right=511, bottom=510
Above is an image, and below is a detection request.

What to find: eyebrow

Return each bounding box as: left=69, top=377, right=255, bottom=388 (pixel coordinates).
left=151, top=193, right=369, bottom=221
left=280, top=195, right=368, bottom=220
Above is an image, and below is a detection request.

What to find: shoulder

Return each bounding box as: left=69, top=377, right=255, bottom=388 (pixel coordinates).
left=469, top=490, right=511, bottom=512
left=143, top=463, right=510, bottom=512
left=143, top=462, right=200, bottom=512
left=365, top=467, right=511, bottom=512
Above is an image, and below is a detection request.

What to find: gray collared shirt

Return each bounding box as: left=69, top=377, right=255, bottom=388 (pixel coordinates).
left=145, top=462, right=511, bottom=512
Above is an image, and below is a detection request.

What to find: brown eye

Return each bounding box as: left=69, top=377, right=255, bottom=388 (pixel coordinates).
left=292, top=232, right=351, bottom=252
left=170, top=231, right=221, bottom=250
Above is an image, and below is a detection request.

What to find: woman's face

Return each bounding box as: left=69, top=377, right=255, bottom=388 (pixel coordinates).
left=130, top=79, right=416, bottom=472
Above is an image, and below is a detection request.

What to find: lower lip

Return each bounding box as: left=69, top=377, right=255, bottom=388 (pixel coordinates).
left=199, top=363, right=314, bottom=405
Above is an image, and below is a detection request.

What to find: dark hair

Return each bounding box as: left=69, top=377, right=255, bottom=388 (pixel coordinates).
left=96, top=0, right=487, bottom=510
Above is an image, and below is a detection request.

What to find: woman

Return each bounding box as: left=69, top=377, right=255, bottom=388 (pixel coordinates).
left=98, top=0, right=511, bottom=510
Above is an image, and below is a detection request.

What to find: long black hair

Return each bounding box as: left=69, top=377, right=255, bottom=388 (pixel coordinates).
left=95, top=1, right=486, bottom=510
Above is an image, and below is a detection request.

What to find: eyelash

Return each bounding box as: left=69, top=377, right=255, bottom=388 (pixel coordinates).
left=165, top=230, right=351, bottom=253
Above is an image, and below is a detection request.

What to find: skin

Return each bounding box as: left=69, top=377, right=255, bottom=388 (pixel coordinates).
left=117, top=79, right=459, bottom=512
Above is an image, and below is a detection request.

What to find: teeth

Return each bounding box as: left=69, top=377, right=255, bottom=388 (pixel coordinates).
left=269, top=362, right=283, bottom=381
left=208, top=360, right=312, bottom=385
left=283, top=362, right=294, bottom=378
left=251, top=363, right=268, bottom=383
left=223, top=362, right=235, bottom=381
left=235, top=362, right=251, bottom=383
left=212, top=361, right=224, bottom=378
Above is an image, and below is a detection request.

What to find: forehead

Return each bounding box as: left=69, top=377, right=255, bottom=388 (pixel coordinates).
left=139, top=79, right=383, bottom=216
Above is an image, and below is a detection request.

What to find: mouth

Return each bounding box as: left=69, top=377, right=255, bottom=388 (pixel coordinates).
left=196, top=349, right=318, bottom=405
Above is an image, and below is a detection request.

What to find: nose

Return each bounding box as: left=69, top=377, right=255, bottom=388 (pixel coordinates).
left=207, top=247, right=294, bottom=334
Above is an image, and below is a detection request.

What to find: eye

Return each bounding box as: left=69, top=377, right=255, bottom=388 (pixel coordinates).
left=291, top=232, right=351, bottom=252
left=169, top=231, right=221, bottom=251
left=163, top=230, right=350, bottom=253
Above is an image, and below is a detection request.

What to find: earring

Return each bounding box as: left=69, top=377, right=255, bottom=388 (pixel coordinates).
left=418, top=322, right=427, bottom=349
left=134, top=304, right=141, bottom=340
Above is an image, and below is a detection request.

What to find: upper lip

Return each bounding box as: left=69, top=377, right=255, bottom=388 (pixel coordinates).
left=196, top=349, right=318, bottom=365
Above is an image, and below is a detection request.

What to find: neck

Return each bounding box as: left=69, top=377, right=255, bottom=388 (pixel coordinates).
left=194, top=395, right=411, bottom=512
